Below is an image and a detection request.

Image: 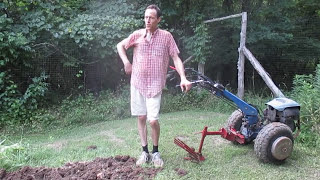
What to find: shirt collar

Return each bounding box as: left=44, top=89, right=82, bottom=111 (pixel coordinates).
left=144, top=28, right=159, bottom=37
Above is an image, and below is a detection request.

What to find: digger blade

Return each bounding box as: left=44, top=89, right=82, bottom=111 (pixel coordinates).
left=174, top=138, right=205, bottom=162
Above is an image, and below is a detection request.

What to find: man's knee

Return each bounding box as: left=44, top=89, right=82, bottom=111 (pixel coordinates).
left=138, top=115, right=147, bottom=121
left=149, top=120, right=159, bottom=128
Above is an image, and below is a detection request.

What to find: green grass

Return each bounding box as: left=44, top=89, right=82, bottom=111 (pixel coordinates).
left=1, top=110, right=320, bottom=180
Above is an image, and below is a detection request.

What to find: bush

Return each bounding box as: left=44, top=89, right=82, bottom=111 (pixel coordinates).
left=291, top=64, right=320, bottom=147
left=13, top=85, right=132, bottom=133
left=0, top=73, right=49, bottom=130
left=58, top=89, right=130, bottom=126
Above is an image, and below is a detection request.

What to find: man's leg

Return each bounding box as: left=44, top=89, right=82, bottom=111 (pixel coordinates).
left=146, top=93, right=161, bottom=150
left=131, top=86, right=150, bottom=166
left=149, top=120, right=160, bottom=147
left=146, top=93, right=164, bottom=167
left=149, top=119, right=163, bottom=167
left=137, top=115, right=148, bottom=147
left=136, top=115, right=151, bottom=166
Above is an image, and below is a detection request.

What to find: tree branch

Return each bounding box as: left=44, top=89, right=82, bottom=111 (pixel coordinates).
left=183, top=55, right=193, bottom=64
left=204, top=13, right=243, bottom=23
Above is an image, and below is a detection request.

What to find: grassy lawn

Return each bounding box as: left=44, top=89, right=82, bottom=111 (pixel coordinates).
left=2, top=110, right=320, bottom=180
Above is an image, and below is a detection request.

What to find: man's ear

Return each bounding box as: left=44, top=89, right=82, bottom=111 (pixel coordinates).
left=157, top=17, right=161, bottom=23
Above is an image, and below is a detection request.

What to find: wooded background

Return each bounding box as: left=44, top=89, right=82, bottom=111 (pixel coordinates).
left=1, top=0, right=320, bottom=97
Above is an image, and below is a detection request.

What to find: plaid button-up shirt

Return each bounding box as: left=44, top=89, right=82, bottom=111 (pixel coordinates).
left=124, top=29, right=180, bottom=98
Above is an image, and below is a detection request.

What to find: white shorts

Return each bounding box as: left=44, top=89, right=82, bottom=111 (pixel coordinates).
left=130, top=86, right=162, bottom=121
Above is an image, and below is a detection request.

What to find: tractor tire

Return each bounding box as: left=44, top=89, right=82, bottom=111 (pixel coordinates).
left=226, top=110, right=244, bottom=144
left=254, top=122, right=294, bottom=164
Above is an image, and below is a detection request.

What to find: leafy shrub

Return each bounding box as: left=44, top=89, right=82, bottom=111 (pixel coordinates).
left=21, top=85, right=132, bottom=132
left=0, top=73, right=49, bottom=129
left=291, top=64, right=320, bottom=147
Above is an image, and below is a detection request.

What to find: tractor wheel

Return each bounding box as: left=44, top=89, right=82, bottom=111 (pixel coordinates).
left=226, top=110, right=244, bottom=144
left=254, top=122, right=294, bottom=164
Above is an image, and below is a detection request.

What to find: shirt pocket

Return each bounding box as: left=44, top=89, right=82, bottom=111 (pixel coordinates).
left=152, top=44, right=166, bottom=57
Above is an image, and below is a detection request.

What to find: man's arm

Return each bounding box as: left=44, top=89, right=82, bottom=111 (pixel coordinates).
left=171, top=53, right=192, bottom=92
left=117, top=39, right=132, bottom=75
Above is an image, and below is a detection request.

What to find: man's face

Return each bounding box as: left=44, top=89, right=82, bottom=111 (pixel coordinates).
left=144, top=8, right=160, bottom=32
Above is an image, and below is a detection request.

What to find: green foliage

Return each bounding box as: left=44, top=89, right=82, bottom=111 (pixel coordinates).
left=0, top=13, right=31, bottom=65
left=0, top=73, right=48, bottom=128
left=291, top=64, right=320, bottom=147
left=156, top=0, right=320, bottom=88
left=296, top=126, right=320, bottom=148
left=1, top=86, right=131, bottom=133
left=58, top=14, right=140, bottom=58
left=184, top=23, right=211, bottom=63
left=57, top=88, right=130, bottom=127
left=0, top=0, right=141, bottom=129
left=0, top=0, right=80, bottom=128
left=23, top=73, right=49, bottom=109
left=1, top=0, right=320, bottom=131
left=56, top=0, right=141, bottom=61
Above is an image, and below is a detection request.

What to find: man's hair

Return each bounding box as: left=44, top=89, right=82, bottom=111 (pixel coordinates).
left=146, top=4, right=162, bottom=18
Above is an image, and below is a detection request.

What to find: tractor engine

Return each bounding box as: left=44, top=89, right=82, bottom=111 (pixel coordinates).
left=263, top=98, right=300, bottom=132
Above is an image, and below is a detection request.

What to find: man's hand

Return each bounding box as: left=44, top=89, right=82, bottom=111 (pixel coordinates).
left=171, top=53, right=192, bottom=92
left=180, top=79, right=192, bottom=92
left=124, top=62, right=132, bottom=75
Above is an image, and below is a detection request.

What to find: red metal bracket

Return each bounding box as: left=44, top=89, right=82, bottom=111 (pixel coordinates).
left=174, top=126, right=245, bottom=162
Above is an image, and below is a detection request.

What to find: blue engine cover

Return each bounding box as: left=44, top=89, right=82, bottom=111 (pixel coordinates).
left=266, top=98, right=300, bottom=111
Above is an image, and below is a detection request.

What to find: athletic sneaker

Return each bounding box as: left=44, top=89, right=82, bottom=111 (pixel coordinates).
left=136, top=151, right=150, bottom=166
left=151, top=152, right=164, bottom=167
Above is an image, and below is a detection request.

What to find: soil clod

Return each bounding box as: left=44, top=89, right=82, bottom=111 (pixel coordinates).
left=174, top=168, right=188, bottom=176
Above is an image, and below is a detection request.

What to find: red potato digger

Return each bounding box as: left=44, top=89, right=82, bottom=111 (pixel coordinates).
left=168, top=67, right=300, bottom=164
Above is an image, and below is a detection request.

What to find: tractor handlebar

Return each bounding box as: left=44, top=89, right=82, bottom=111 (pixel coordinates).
left=168, top=67, right=225, bottom=94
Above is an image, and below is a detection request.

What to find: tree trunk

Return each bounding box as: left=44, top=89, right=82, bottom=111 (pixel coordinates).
left=243, top=47, right=285, bottom=98
left=197, top=62, right=205, bottom=92
left=198, top=62, right=205, bottom=75
left=237, top=12, right=247, bottom=99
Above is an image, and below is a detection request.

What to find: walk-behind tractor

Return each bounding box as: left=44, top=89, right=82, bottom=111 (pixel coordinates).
left=168, top=67, right=300, bottom=164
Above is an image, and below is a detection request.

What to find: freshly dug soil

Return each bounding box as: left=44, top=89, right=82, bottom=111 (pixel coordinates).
left=0, top=155, right=163, bottom=180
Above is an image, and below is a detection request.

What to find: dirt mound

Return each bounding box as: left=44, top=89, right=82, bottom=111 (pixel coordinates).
left=0, top=155, right=163, bottom=180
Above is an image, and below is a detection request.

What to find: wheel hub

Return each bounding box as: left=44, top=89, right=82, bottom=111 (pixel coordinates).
left=271, top=136, right=293, bottom=160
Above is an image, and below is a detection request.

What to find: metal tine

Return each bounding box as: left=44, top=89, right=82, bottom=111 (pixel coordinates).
left=174, top=138, right=193, bottom=150
left=176, top=143, right=194, bottom=153
left=174, top=138, right=190, bottom=147
left=174, top=139, right=192, bottom=150
left=174, top=138, right=200, bottom=161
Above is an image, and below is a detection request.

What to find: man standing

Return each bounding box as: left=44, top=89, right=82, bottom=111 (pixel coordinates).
left=117, top=4, right=192, bottom=167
